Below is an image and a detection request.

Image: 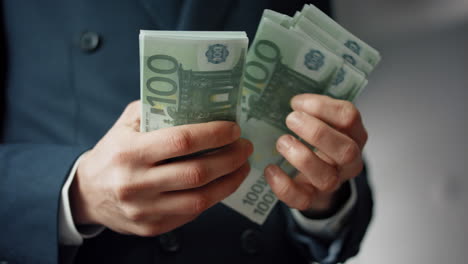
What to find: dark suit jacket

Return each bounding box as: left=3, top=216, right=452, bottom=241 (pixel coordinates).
left=0, top=1, right=373, bottom=263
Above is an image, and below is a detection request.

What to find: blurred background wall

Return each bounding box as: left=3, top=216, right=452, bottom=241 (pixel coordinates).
left=333, top=0, right=468, bottom=263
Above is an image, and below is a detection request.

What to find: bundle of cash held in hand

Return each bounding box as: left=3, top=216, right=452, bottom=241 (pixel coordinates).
left=140, top=30, right=248, bottom=132
left=222, top=4, right=380, bottom=224
left=140, top=4, right=380, bottom=225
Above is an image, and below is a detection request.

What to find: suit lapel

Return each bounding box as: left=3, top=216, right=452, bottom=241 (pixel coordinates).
left=138, top=0, right=184, bottom=29
left=139, top=0, right=234, bottom=30
left=176, top=0, right=234, bottom=30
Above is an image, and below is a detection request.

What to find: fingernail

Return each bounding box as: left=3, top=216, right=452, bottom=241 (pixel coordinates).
left=264, top=165, right=276, bottom=178
left=291, top=95, right=303, bottom=109
left=277, top=135, right=294, bottom=152
left=231, top=123, right=241, bottom=139
left=286, top=111, right=303, bottom=128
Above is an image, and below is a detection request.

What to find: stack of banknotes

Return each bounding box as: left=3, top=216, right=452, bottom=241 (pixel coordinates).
left=140, top=4, right=381, bottom=224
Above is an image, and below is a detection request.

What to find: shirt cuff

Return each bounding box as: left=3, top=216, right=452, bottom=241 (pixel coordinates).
left=290, top=179, right=357, bottom=240
left=59, top=152, right=105, bottom=246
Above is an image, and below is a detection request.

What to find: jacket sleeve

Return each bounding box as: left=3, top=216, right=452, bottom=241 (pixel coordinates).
left=336, top=165, right=374, bottom=262
left=283, top=165, right=374, bottom=264
left=0, top=144, right=87, bottom=264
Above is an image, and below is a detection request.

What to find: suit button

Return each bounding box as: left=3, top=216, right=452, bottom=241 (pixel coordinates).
left=241, top=229, right=262, bottom=255
left=80, top=31, right=100, bottom=52
left=158, top=231, right=180, bottom=253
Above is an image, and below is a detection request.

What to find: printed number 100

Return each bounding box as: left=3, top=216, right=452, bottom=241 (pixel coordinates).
left=145, top=55, right=179, bottom=116
left=242, top=177, right=277, bottom=216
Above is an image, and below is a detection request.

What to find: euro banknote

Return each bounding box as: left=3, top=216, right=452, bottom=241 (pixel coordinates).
left=299, top=4, right=381, bottom=67
left=140, top=30, right=248, bottom=132
left=139, top=4, right=381, bottom=225
left=222, top=6, right=380, bottom=224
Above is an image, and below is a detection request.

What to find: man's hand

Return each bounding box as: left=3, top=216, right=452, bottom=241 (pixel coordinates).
left=264, top=94, right=367, bottom=214
left=70, top=101, right=253, bottom=236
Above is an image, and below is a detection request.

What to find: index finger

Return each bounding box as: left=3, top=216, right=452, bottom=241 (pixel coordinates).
left=138, top=121, right=241, bottom=163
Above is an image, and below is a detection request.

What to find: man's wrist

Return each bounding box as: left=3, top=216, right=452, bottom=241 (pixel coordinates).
left=300, top=181, right=352, bottom=219
left=59, top=152, right=104, bottom=246
left=290, top=179, right=357, bottom=239
left=70, top=151, right=98, bottom=226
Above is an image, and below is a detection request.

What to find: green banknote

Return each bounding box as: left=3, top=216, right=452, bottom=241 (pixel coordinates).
left=140, top=30, right=248, bottom=132
left=266, top=9, right=373, bottom=76
left=262, top=9, right=294, bottom=28
left=222, top=6, right=380, bottom=224
left=290, top=22, right=368, bottom=101
left=222, top=16, right=346, bottom=224
left=264, top=9, right=370, bottom=101
left=292, top=15, right=374, bottom=76
left=292, top=28, right=367, bottom=101
left=300, top=4, right=381, bottom=67
left=139, top=5, right=380, bottom=225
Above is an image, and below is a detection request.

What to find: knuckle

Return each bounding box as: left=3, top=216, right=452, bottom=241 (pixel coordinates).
left=123, top=206, right=145, bottom=222
left=304, top=148, right=317, bottom=164
left=308, top=97, right=324, bottom=113
left=275, top=180, right=292, bottom=198
left=295, top=148, right=315, bottom=170
left=112, top=145, right=136, bottom=165
left=339, top=101, right=359, bottom=129
left=341, top=142, right=361, bottom=165
left=136, top=223, right=162, bottom=237
left=182, top=163, right=207, bottom=187
left=296, top=197, right=313, bottom=211
left=309, top=124, right=326, bottom=145
left=115, top=182, right=133, bottom=202
left=319, top=173, right=340, bottom=193
left=211, top=123, right=231, bottom=142
left=169, top=129, right=194, bottom=154
left=192, top=194, right=209, bottom=214
left=286, top=112, right=304, bottom=132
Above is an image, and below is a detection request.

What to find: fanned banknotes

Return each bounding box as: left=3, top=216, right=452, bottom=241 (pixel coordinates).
left=139, top=4, right=381, bottom=225
left=222, top=6, right=380, bottom=224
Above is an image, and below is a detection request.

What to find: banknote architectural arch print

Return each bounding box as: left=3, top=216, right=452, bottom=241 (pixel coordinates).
left=243, top=38, right=327, bottom=133
left=166, top=49, right=245, bottom=125
left=247, top=59, right=324, bottom=133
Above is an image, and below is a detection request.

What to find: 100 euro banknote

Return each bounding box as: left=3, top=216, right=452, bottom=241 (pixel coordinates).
left=222, top=17, right=348, bottom=224
left=140, top=30, right=248, bottom=132
left=223, top=7, right=380, bottom=224
left=139, top=4, right=380, bottom=225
